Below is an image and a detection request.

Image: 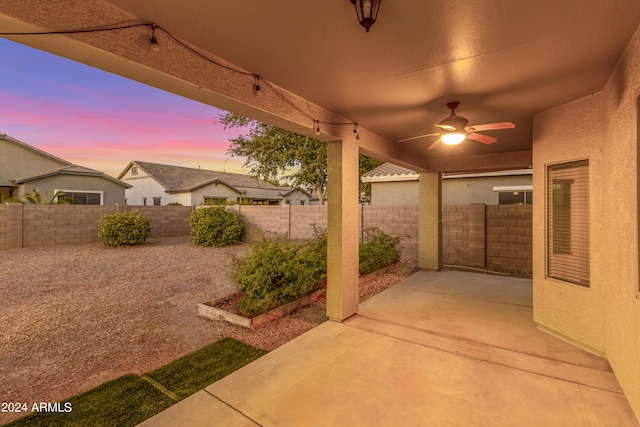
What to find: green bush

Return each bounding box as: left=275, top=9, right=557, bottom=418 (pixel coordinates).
left=189, top=207, right=243, bottom=247
left=234, top=234, right=326, bottom=316
left=359, top=228, right=401, bottom=275
left=98, top=211, right=151, bottom=247
left=231, top=227, right=400, bottom=316
left=166, top=202, right=183, bottom=206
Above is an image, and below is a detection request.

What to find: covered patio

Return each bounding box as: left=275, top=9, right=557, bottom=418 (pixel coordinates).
left=2, top=1, right=640, bottom=423
left=140, top=270, right=638, bottom=426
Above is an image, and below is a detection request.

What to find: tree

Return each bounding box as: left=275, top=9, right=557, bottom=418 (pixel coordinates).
left=22, top=188, right=67, bottom=204
left=222, top=112, right=328, bottom=204
left=221, top=112, right=384, bottom=204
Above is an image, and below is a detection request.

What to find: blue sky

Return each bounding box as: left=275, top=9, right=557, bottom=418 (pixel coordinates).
left=0, top=38, right=247, bottom=177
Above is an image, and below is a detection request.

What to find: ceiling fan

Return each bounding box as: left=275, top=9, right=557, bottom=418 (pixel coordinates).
left=397, top=101, right=515, bottom=150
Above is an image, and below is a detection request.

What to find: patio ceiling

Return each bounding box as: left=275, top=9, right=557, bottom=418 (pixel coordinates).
left=2, top=1, right=640, bottom=166
left=104, top=0, right=640, bottom=159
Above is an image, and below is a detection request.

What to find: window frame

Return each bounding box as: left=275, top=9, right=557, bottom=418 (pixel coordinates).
left=55, top=189, right=104, bottom=205
left=545, top=159, right=590, bottom=287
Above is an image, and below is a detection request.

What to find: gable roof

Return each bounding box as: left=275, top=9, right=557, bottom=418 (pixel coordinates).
left=1, top=133, right=72, bottom=167
left=12, top=165, right=132, bottom=188
left=120, top=161, right=291, bottom=199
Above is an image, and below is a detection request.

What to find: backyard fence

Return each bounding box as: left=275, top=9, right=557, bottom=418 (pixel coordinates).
left=0, top=203, right=532, bottom=273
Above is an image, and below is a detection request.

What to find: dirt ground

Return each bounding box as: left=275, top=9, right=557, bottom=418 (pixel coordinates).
left=0, top=236, right=409, bottom=424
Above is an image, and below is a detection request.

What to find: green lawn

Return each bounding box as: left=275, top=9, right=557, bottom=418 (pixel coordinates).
left=4, top=338, right=267, bottom=427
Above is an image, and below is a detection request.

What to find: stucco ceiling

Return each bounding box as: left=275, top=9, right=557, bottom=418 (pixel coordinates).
left=2, top=1, right=640, bottom=162
left=100, top=0, right=640, bottom=158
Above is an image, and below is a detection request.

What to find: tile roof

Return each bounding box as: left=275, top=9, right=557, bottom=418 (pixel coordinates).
left=361, top=163, right=418, bottom=179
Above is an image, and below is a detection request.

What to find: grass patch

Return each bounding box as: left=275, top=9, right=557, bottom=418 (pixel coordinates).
left=146, top=337, right=267, bottom=400
left=4, top=338, right=267, bottom=427
left=4, top=375, right=173, bottom=427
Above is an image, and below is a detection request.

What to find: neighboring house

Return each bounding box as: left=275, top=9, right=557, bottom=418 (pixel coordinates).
left=361, top=162, right=532, bottom=206
left=281, top=188, right=314, bottom=205
left=118, top=161, right=310, bottom=206
left=0, top=133, right=130, bottom=204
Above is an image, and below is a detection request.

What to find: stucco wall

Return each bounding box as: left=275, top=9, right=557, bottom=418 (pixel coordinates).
left=370, top=175, right=532, bottom=206
left=18, top=175, right=126, bottom=205
left=532, top=24, right=640, bottom=419
left=0, top=138, right=67, bottom=187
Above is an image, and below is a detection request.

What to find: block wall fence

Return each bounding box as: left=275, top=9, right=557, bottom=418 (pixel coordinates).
left=0, top=203, right=532, bottom=273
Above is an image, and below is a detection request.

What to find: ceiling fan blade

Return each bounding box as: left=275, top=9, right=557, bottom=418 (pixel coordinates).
left=397, top=133, right=440, bottom=143
left=467, top=133, right=497, bottom=144
left=427, top=139, right=441, bottom=150
left=465, top=122, right=515, bottom=132
left=434, top=124, right=457, bottom=132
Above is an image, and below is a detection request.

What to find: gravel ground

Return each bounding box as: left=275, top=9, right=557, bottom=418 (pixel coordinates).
left=0, top=236, right=409, bottom=424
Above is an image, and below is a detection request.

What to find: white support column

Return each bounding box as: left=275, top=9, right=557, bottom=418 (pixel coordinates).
left=419, top=171, right=443, bottom=270
left=326, top=141, right=360, bottom=321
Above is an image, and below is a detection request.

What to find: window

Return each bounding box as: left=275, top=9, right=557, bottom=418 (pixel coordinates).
left=203, top=197, right=226, bottom=205
left=494, top=185, right=533, bottom=205
left=547, top=160, right=589, bottom=286
left=131, top=166, right=138, bottom=175
left=57, top=191, right=102, bottom=205
left=498, top=191, right=533, bottom=205
left=143, top=197, right=147, bottom=206
left=153, top=197, right=161, bottom=206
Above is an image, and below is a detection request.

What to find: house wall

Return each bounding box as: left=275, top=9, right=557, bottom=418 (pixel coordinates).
left=443, top=175, right=532, bottom=205
left=189, top=184, right=239, bottom=206
left=0, top=138, right=67, bottom=187
left=122, top=170, right=169, bottom=206
left=17, top=175, right=126, bottom=205
left=284, top=191, right=311, bottom=205
left=370, top=175, right=532, bottom=206
left=532, top=24, right=640, bottom=419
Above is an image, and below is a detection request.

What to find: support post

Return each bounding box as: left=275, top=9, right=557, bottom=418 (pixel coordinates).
left=326, top=141, right=360, bottom=321
left=419, top=171, right=442, bottom=270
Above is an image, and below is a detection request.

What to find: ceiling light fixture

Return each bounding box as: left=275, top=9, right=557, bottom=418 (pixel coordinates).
left=252, top=75, right=262, bottom=96
left=350, top=0, right=382, bottom=32
left=441, top=132, right=466, bottom=146
left=150, top=24, right=160, bottom=52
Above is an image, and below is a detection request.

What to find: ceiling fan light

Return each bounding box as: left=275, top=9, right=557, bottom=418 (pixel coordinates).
left=441, top=132, right=466, bottom=145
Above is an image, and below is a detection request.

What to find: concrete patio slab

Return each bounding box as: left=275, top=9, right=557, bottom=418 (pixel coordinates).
left=140, top=270, right=639, bottom=426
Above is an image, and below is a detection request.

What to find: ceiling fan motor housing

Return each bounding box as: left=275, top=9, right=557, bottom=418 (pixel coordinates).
left=439, top=114, right=469, bottom=131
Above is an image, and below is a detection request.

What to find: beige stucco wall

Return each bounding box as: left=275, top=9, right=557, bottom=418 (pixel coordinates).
left=0, top=138, right=67, bottom=186
left=17, top=175, right=126, bottom=205
left=533, top=24, right=640, bottom=419
left=370, top=175, right=532, bottom=206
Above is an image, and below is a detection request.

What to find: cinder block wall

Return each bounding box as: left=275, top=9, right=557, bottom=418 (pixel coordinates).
left=0, top=204, right=532, bottom=273
left=442, top=204, right=486, bottom=268
left=22, top=205, right=114, bottom=247
left=290, top=206, right=328, bottom=240
left=228, top=205, right=289, bottom=241
left=131, top=206, right=192, bottom=237
left=362, top=205, right=419, bottom=264
left=485, top=205, right=533, bottom=272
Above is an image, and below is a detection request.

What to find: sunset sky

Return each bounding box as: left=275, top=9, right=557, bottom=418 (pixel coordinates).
left=0, top=38, right=248, bottom=177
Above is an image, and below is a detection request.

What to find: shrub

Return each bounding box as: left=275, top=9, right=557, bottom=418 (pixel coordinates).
left=234, top=234, right=326, bottom=316
left=166, top=202, right=183, bottom=206
left=359, top=228, right=401, bottom=275
left=98, top=210, right=151, bottom=247
left=189, top=207, right=243, bottom=247
left=231, top=227, right=400, bottom=316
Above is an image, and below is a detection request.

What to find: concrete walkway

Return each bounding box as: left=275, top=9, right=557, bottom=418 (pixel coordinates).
left=140, top=270, right=639, bottom=426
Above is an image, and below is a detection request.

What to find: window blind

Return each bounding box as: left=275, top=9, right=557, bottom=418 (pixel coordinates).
left=547, top=160, right=589, bottom=286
